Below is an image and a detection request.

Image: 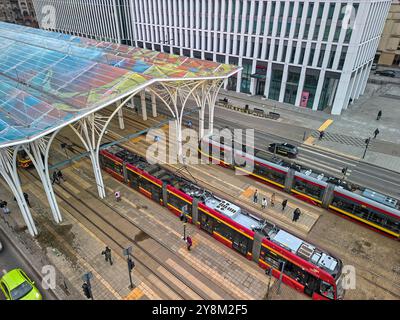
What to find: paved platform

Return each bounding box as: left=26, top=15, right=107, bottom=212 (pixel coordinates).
left=0, top=136, right=310, bottom=300
left=122, top=124, right=320, bottom=237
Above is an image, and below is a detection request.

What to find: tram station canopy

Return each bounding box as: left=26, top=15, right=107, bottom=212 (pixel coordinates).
left=0, top=22, right=240, bottom=148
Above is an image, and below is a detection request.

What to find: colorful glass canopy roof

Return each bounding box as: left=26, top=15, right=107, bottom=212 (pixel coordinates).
left=0, top=22, right=240, bottom=148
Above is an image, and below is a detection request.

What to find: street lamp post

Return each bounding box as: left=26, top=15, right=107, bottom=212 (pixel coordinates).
left=265, top=268, right=273, bottom=300
left=276, top=261, right=286, bottom=295
left=123, top=246, right=135, bottom=289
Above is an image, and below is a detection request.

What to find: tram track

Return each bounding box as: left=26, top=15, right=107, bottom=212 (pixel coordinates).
left=103, top=127, right=400, bottom=300
left=50, top=111, right=400, bottom=299
left=21, top=167, right=211, bottom=300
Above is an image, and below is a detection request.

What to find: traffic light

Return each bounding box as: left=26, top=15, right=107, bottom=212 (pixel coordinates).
left=82, top=282, right=92, bottom=299
left=128, top=258, right=135, bottom=272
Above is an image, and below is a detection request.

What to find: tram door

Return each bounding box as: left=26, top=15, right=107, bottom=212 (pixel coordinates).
left=151, top=186, right=162, bottom=203
left=200, top=213, right=214, bottom=234
left=232, top=232, right=248, bottom=256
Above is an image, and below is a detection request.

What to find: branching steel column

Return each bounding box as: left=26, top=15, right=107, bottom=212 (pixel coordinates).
left=69, top=92, right=138, bottom=198
left=21, top=129, right=62, bottom=224
left=148, top=80, right=206, bottom=161
left=206, top=79, right=225, bottom=136
left=0, top=148, right=38, bottom=236
left=118, top=107, right=125, bottom=130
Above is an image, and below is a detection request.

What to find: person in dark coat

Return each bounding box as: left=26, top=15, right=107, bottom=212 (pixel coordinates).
left=52, top=171, right=59, bottom=185
left=23, top=192, right=31, bottom=208
left=293, top=208, right=301, bottom=222
left=186, top=236, right=193, bottom=251
left=253, top=189, right=258, bottom=204
left=281, top=199, right=288, bottom=212
left=319, top=130, right=325, bottom=140
left=373, top=128, right=380, bottom=139
left=377, top=110, right=382, bottom=120
left=57, top=170, right=65, bottom=182
left=101, top=246, right=113, bottom=265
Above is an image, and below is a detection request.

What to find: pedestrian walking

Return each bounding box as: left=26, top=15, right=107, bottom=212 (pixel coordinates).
left=115, top=191, right=121, bottom=202
left=261, top=197, right=268, bottom=209
left=319, top=130, right=325, bottom=140
left=270, top=193, right=276, bottom=207
left=0, top=201, right=10, bottom=215
left=186, top=236, right=193, bottom=251
left=292, top=208, right=301, bottom=222
left=23, top=192, right=31, bottom=208
left=281, top=199, right=288, bottom=212
left=101, top=246, right=113, bottom=265
left=253, top=189, right=258, bottom=204
left=52, top=171, right=59, bottom=185
left=57, top=170, right=65, bottom=182
left=377, top=110, right=382, bottom=120
left=373, top=128, right=380, bottom=139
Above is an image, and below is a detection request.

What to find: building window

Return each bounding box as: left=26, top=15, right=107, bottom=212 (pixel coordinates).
left=240, top=59, right=252, bottom=94
left=338, top=46, right=348, bottom=70
left=302, top=69, right=320, bottom=108
left=284, top=67, right=301, bottom=104
left=268, top=65, right=284, bottom=101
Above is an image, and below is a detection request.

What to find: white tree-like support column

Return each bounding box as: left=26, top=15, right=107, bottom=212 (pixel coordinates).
left=205, top=79, right=225, bottom=136
left=191, top=79, right=225, bottom=139
left=0, top=147, right=38, bottom=236
left=69, top=93, right=138, bottom=198
left=21, top=129, right=62, bottom=224
left=148, top=80, right=206, bottom=161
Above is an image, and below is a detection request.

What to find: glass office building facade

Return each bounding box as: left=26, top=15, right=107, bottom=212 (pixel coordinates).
left=33, top=0, right=392, bottom=114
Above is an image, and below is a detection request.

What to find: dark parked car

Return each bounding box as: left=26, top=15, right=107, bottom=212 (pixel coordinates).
left=268, top=143, right=298, bottom=158
left=375, top=70, right=396, bottom=77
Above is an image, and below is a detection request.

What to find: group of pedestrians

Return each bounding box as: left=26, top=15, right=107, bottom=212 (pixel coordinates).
left=318, top=110, right=383, bottom=143
left=52, top=170, right=65, bottom=185
left=253, top=189, right=301, bottom=222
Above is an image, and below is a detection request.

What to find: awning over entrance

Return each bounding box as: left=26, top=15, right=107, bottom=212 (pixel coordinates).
left=250, top=73, right=266, bottom=80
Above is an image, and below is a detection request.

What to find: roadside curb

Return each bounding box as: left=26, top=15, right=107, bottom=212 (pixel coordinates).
left=0, top=218, right=76, bottom=300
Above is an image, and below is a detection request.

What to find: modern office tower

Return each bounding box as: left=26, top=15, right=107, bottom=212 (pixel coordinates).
left=32, top=0, right=392, bottom=114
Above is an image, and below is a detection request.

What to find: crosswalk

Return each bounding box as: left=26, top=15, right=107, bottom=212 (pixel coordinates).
left=310, top=130, right=374, bottom=148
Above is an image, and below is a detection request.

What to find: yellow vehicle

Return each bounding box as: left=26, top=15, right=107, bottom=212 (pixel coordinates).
left=17, top=150, right=32, bottom=168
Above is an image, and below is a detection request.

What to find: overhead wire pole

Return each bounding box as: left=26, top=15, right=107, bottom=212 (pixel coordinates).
left=0, top=147, right=37, bottom=236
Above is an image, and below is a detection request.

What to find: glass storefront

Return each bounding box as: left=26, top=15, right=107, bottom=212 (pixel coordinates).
left=302, top=69, right=320, bottom=109
left=284, top=67, right=301, bottom=105
left=268, top=65, right=283, bottom=101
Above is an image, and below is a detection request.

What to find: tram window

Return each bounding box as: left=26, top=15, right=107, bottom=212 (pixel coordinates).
left=260, top=247, right=285, bottom=270
left=293, top=178, right=324, bottom=200
left=168, top=193, right=192, bottom=215
left=254, top=164, right=286, bottom=185
left=127, top=170, right=139, bottom=183
left=102, top=157, right=123, bottom=175
left=332, top=196, right=370, bottom=219
left=320, top=281, right=335, bottom=300
left=384, top=216, right=400, bottom=233
left=214, top=220, right=233, bottom=241
left=282, top=261, right=308, bottom=286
